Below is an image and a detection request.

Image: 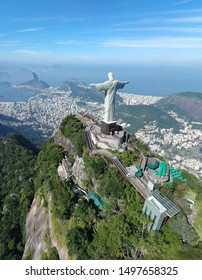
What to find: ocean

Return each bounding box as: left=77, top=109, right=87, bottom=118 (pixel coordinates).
left=0, top=63, right=202, bottom=101
left=39, top=64, right=202, bottom=97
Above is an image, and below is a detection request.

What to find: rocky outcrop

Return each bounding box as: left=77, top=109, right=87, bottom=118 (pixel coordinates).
left=19, top=72, right=49, bottom=89
left=72, top=156, right=87, bottom=188
left=54, top=132, right=76, bottom=155
left=31, top=72, right=39, bottom=81
left=48, top=197, right=68, bottom=260
left=23, top=196, right=68, bottom=260
left=23, top=198, right=49, bottom=259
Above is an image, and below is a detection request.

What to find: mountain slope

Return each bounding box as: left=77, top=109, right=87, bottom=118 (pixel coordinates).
left=1, top=116, right=202, bottom=260
left=156, top=92, right=202, bottom=121
left=116, top=104, right=181, bottom=133
left=0, top=134, right=37, bottom=259
left=0, top=81, right=12, bottom=87
left=0, top=114, right=46, bottom=146
left=20, top=72, right=49, bottom=89
left=59, top=80, right=123, bottom=103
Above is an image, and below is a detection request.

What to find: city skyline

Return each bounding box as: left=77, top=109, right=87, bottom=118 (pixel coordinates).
left=1, top=0, right=202, bottom=65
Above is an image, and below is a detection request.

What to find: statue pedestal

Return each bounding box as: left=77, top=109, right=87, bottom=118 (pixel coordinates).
left=101, top=121, right=116, bottom=135
left=88, top=123, right=126, bottom=151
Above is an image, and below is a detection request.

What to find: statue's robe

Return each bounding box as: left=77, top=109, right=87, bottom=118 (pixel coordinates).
left=93, top=80, right=127, bottom=123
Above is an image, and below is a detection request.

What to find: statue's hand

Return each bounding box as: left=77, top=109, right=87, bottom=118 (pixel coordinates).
left=89, top=83, right=96, bottom=87
left=124, top=81, right=129, bottom=84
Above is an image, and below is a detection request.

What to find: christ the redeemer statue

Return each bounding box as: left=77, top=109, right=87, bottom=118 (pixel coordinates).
left=90, top=72, right=129, bottom=123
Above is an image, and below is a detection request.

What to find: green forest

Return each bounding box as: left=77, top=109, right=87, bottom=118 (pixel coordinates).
left=1, top=115, right=202, bottom=260
left=0, top=134, right=37, bottom=259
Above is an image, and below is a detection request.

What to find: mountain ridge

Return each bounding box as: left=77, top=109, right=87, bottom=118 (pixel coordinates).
left=156, top=91, right=202, bottom=121
left=19, top=72, right=49, bottom=89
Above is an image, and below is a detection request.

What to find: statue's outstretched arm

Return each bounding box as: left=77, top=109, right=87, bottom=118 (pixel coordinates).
left=115, top=81, right=129, bottom=90
left=89, top=81, right=112, bottom=92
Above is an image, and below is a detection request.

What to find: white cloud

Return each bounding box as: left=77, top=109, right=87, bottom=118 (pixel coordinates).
left=104, top=37, right=202, bottom=49
left=169, top=0, right=193, bottom=6
left=0, top=40, right=21, bottom=47
left=111, top=26, right=202, bottom=34
left=115, top=16, right=202, bottom=27
left=12, top=16, right=85, bottom=23
left=16, top=28, right=44, bottom=33
left=56, top=40, right=86, bottom=45
left=168, top=16, right=202, bottom=23
left=14, top=49, right=40, bottom=55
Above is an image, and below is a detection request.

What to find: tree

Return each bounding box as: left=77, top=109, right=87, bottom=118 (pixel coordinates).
left=0, top=134, right=36, bottom=259
left=60, top=115, right=86, bottom=156
left=51, top=177, right=75, bottom=220
left=67, top=227, right=92, bottom=259
left=83, top=152, right=106, bottom=179
left=168, top=212, right=199, bottom=245
left=49, top=247, right=60, bottom=260
left=88, top=215, right=134, bottom=260
left=98, top=166, right=125, bottom=199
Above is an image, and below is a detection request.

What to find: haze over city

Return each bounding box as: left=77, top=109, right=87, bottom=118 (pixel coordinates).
left=1, top=0, right=202, bottom=95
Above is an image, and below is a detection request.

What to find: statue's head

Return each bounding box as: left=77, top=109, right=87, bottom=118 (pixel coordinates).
left=108, top=72, right=115, bottom=81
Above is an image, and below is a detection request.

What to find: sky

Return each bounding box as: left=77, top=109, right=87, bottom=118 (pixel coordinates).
left=1, top=0, right=202, bottom=95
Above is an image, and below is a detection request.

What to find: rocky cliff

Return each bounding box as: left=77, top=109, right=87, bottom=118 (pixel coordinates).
left=23, top=197, right=68, bottom=260
left=20, top=72, right=49, bottom=89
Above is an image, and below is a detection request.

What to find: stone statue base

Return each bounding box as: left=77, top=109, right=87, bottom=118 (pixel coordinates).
left=87, top=124, right=127, bottom=151
left=101, top=121, right=117, bottom=135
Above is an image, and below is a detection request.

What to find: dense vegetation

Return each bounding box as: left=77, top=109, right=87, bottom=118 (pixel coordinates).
left=1, top=115, right=201, bottom=260
left=71, top=151, right=202, bottom=259
left=176, top=91, right=202, bottom=100
left=60, top=115, right=86, bottom=156
left=0, top=134, right=37, bottom=259
left=29, top=116, right=202, bottom=259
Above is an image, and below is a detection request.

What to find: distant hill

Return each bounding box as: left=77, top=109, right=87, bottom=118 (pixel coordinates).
left=116, top=104, right=181, bottom=133
left=0, top=114, right=22, bottom=122
left=19, top=72, right=49, bottom=89
left=0, top=115, right=21, bottom=137
left=59, top=80, right=104, bottom=102
left=59, top=80, right=123, bottom=103
left=156, top=92, right=202, bottom=121
left=0, top=123, right=15, bottom=136
left=0, top=81, right=12, bottom=87
left=0, top=114, right=45, bottom=146
left=0, top=71, right=11, bottom=82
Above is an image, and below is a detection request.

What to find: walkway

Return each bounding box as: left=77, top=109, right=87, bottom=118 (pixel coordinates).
left=92, top=149, right=150, bottom=199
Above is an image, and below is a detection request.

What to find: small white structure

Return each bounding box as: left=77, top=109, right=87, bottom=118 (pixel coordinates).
left=126, top=166, right=138, bottom=177
left=57, top=157, right=72, bottom=179
left=147, top=181, right=154, bottom=191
